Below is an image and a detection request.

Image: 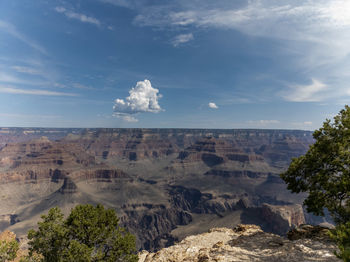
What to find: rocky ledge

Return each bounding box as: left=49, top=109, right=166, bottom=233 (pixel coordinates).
left=138, top=224, right=339, bottom=262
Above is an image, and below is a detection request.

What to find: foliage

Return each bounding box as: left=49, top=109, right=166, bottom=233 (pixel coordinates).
left=281, top=105, right=350, bottom=261
left=27, top=204, right=138, bottom=262
left=329, top=222, right=350, bottom=262
left=19, top=253, right=43, bottom=262
left=281, top=105, right=350, bottom=224
left=0, top=238, right=19, bottom=262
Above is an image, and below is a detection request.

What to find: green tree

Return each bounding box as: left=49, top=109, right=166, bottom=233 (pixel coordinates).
left=27, top=207, right=67, bottom=262
left=281, top=105, right=350, bottom=223
left=281, top=105, right=350, bottom=261
left=19, top=253, right=43, bottom=262
left=27, top=204, right=138, bottom=262
left=0, top=238, right=19, bottom=262
left=329, top=222, right=350, bottom=262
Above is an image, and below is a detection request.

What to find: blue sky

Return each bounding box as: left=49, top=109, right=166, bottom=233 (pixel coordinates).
left=0, top=0, right=350, bottom=129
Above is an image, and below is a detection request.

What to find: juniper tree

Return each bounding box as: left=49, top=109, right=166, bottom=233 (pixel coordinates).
left=26, top=204, right=138, bottom=262
left=281, top=105, right=350, bottom=261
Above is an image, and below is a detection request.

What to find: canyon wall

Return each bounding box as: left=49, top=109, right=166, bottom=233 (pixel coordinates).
left=0, top=128, right=324, bottom=250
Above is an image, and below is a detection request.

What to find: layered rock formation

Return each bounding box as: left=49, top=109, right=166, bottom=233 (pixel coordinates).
left=139, top=224, right=340, bottom=262
left=0, top=127, right=79, bottom=150
left=0, top=128, right=321, bottom=251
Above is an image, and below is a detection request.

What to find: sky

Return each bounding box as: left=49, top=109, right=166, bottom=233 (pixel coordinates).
left=0, top=0, right=350, bottom=129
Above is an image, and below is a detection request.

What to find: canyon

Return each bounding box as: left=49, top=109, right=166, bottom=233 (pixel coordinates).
left=0, top=127, right=329, bottom=251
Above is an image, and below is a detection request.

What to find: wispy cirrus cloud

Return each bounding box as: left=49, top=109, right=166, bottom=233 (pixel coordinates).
left=131, top=0, right=350, bottom=62
left=121, top=115, right=138, bottom=122
left=0, top=86, right=78, bottom=96
left=99, top=0, right=133, bottom=8
left=132, top=1, right=350, bottom=41
left=290, top=121, right=314, bottom=130
left=247, top=119, right=280, bottom=126
left=71, top=83, right=96, bottom=90
left=11, top=66, right=42, bottom=75
left=0, top=72, right=48, bottom=86
left=171, top=33, right=194, bottom=47
left=108, top=0, right=350, bottom=102
left=0, top=113, right=61, bottom=119
left=55, top=6, right=101, bottom=26
left=0, top=20, right=47, bottom=55
left=281, top=79, right=328, bottom=102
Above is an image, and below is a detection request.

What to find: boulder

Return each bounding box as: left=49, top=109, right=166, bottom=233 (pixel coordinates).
left=261, top=203, right=305, bottom=235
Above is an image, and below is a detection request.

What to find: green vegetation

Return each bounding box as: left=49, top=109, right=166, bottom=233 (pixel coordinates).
left=281, top=105, right=350, bottom=261
left=0, top=238, right=19, bottom=262
left=329, top=222, right=350, bottom=262
left=24, top=204, right=138, bottom=262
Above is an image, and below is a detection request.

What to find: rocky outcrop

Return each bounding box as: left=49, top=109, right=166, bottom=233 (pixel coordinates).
left=0, top=215, right=19, bottom=231
left=261, top=203, right=306, bottom=235
left=58, top=177, right=77, bottom=194
left=287, top=224, right=334, bottom=241
left=121, top=204, right=192, bottom=250
left=72, top=169, right=132, bottom=182
left=139, top=224, right=340, bottom=262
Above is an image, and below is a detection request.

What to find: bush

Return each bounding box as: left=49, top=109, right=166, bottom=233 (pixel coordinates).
left=0, top=238, right=19, bottom=262
left=329, top=222, right=350, bottom=262
left=26, top=204, right=138, bottom=262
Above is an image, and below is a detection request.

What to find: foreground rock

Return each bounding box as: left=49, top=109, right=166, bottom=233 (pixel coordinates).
left=139, top=224, right=339, bottom=262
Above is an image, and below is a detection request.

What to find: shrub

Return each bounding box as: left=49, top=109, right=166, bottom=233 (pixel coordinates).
left=0, top=238, right=19, bottom=262
left=26, top=204, right=138, bottom=262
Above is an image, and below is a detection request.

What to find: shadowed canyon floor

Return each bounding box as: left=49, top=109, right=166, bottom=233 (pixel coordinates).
left=0, top=128, right=331, bottom=250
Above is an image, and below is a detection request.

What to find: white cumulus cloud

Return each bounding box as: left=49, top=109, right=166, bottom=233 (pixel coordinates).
left=171, top=33, right=194, bottom=47
left=208, top=102, right=218, bottom=109
left=113, top=79, right=163, bottom=121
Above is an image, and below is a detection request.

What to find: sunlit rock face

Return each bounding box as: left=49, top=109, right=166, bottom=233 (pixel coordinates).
left=139, top=225, right=340, bottom=262
left=0, top=128, right=325, bottom=251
